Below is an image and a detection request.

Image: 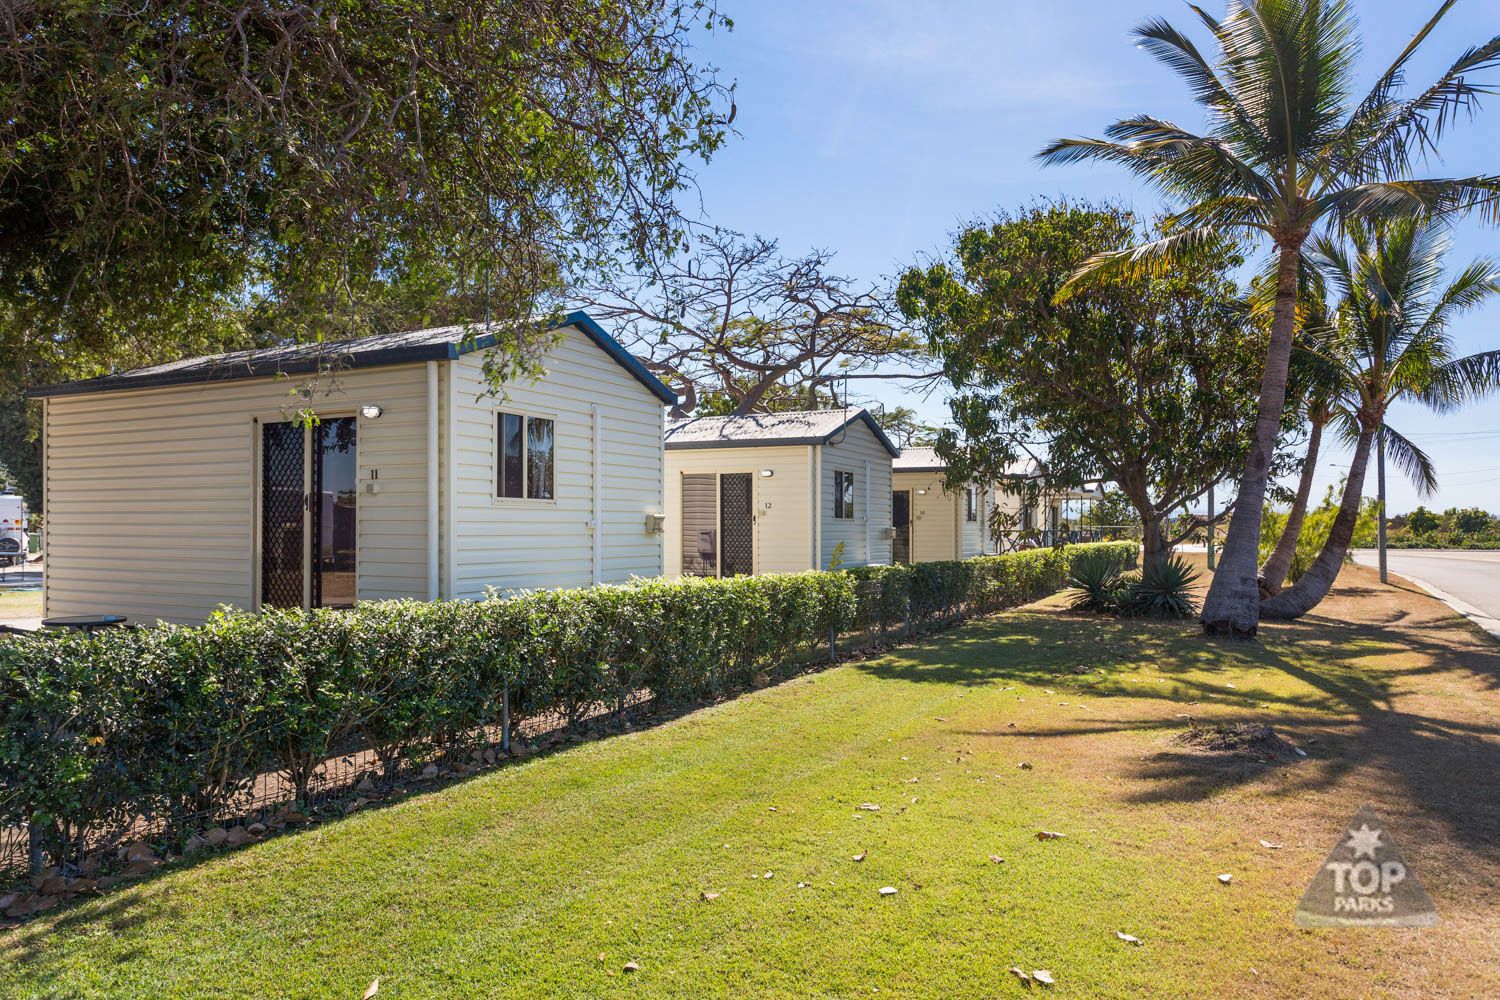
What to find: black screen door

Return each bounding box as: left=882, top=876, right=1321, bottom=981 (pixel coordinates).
left=719, top=473, right=754, bottom=577
left=892, top=490, right=912, bottom=564
left=261, top=418, right=357, bottom=608
left=261, top=422, right=306, bottom=608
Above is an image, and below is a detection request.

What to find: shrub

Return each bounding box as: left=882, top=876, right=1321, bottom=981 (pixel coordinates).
left=1064, top=548, right=1138, bottom=613
left=1122, top=554, right=1201, bottom=619
left=0, top=542, right=1130, bottom=873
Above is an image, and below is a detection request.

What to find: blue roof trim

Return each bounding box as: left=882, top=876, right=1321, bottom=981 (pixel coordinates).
left=444, top=310, right=675, bottom=406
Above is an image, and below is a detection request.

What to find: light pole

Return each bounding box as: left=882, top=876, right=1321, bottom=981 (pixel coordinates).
left=1377, top=423, right=1388, bottom=584
left=1206, top=481, right=1216, bottom=571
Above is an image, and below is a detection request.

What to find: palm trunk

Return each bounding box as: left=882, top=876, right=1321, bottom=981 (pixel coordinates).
left=1200, top=242, right=1302, bottom=636
left=1259, top=412, right=1325, bottom=594
left=1260, top=424, right=1376, bottom=620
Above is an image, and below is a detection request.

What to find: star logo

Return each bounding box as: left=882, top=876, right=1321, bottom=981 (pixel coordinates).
left=1345, top=823, right=1384, bottom=859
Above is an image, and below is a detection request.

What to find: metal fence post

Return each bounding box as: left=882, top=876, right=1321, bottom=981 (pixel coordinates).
left=501, top=677, right=511, bottom=754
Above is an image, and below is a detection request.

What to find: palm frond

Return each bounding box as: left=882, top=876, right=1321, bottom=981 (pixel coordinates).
left=1133, top=15, right=1269, bottom=147
left=1420, top=349, right=1500, bottom=409
left=1380, top=424, right=1438, bottom=496
left=1315, top=176, right=1500, bottom=225
left=1338, top=28, right=1500, bottom=182
left=1054, top=226, right=1227, bottom=302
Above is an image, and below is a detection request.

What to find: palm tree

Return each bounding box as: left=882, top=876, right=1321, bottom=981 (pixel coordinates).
left=1038, top=0, right=1500, bottom=636
left=1259, top=297, right=1341, bottom=594
left=1261, top=216, right=1500, bottom=619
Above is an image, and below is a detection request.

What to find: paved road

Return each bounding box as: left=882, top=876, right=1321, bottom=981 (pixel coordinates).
left=1351, top=548, right=1500, bottom=633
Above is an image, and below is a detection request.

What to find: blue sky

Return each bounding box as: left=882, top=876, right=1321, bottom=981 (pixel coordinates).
left=685, top=0, right=1500, bottom=514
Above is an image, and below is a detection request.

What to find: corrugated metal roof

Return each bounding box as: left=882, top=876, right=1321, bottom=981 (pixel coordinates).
left=29, top=311, right=676, bottom=405
left=665, top=408, right=899, bottom=457
left=894, top=446, right=1037, bottom=478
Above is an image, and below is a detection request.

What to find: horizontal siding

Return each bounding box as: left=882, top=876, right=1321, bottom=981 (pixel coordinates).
left=450, top=323, right=664, bottom=597
left=895, top=470, right=957, bottom=562
left=663, top=444, right=813, bottom=576
left=819, top=422, right=893, bottom=569
left=43, top=364, right=432, bottom=624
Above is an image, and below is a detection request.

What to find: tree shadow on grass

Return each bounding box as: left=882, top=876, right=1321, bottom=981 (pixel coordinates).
left=851, top=605, right=1500, bottom=856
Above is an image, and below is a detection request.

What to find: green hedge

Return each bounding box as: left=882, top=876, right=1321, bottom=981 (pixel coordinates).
left=0, top=542, right=1132, bottom=871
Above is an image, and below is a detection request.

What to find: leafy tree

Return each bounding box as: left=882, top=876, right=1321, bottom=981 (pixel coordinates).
left=1040, top=0, right=1500, bottom=635
left=1406, top=506, right=1441, bottom=534
left=1453, top=507, right=1493, bottom=534
left=1263, top=217, right=1500, bottom=619
left=0, top=1, right=733, bottom=377
left=897, top=201, right=1260, bottom=572
left=581, top=229, right=933, bottom=416
left=874, top=406, right=941, bottom=449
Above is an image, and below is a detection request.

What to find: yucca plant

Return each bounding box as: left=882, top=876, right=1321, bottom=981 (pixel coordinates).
left=1065, top=549, right=1138, bottom=613
left=1123, top=554, right=1203, bottom=619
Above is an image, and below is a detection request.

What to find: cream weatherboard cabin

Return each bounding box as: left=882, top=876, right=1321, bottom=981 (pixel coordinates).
left=889, top=446, right=997, bottom=563
left=663, top=409, right=897, bottom=577
left=30, top=312, right=673, bottom=625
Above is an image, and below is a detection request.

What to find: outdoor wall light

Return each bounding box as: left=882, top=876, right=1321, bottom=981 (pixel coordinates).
left=360, top=404, right=383, bottom=419
left=916, top=488, right=928, bottom=495
left=760, top=469, right=774, bottom=477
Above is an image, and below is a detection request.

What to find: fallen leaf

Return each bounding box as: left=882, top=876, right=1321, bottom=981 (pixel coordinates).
left=700, top=891, right=720, bottom=902
left=852, top=851, right=867, bottom=862
left=857, top=803, right=881, bottom=812
left=1033, top=969, right=1055, bottom=985
left=797, top=881, right=809, bottom=888
left=623, top=961, right=640, bottom=974
left=1258, top=839, right=1284, bottom=850
left=763, top=871, right=774, bottom=879
left=363, top=978, right=380, bottom=999
left=1116, top=931, right=1142, bottom=946
left=1009, top=967, right=1030, bottom=984
left=878, top=886, right=898, bottom=896
left=1017, top=762, right=1033, bottom=770
left=1217, top=873, right=1233, bottom=884
left=988, top=855, right=1005, bottom=864
left=1035, top=830, right=1066, bottom=840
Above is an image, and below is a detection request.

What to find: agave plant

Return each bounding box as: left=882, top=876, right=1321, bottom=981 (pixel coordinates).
left=1065, top=549, right=1137, bottom=613
left=1124, top=555, right=1203, bottom=619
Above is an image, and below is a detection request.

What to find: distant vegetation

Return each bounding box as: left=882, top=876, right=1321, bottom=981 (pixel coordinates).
left=1388, top=507, right=1500, bottom=550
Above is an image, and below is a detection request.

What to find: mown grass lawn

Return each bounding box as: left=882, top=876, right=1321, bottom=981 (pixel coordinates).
left=0, top=588, right=41, bottom=624
left=3, top=563, right=1497, bottom=999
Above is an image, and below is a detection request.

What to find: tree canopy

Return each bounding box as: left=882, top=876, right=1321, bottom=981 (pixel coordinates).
left=0, top=1, right=734, bottom=506
left=897, top=200, right=1260, bottom=567
left=581, top=229, right=932, bottom=416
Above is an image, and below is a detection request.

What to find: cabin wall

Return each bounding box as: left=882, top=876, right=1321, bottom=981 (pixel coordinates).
left=663, top=444, right=813, bottom=576
left=41, top=364, right=431, bottom=624
left=817, top=421, right=893, bottom=569
left=447, top=323, right=665, bottom=597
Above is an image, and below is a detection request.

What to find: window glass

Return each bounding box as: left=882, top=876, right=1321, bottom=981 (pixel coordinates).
left=965, top=488, right=977, bottom=522
left=526, top=417, right=555, bottom=500
left=834, top=470, right=855, bottom=519
left=499, top=413, right=523, bottom=497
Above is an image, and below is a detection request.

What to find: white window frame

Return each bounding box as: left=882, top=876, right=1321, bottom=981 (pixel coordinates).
left=494, top=408, right=559, bottom=505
